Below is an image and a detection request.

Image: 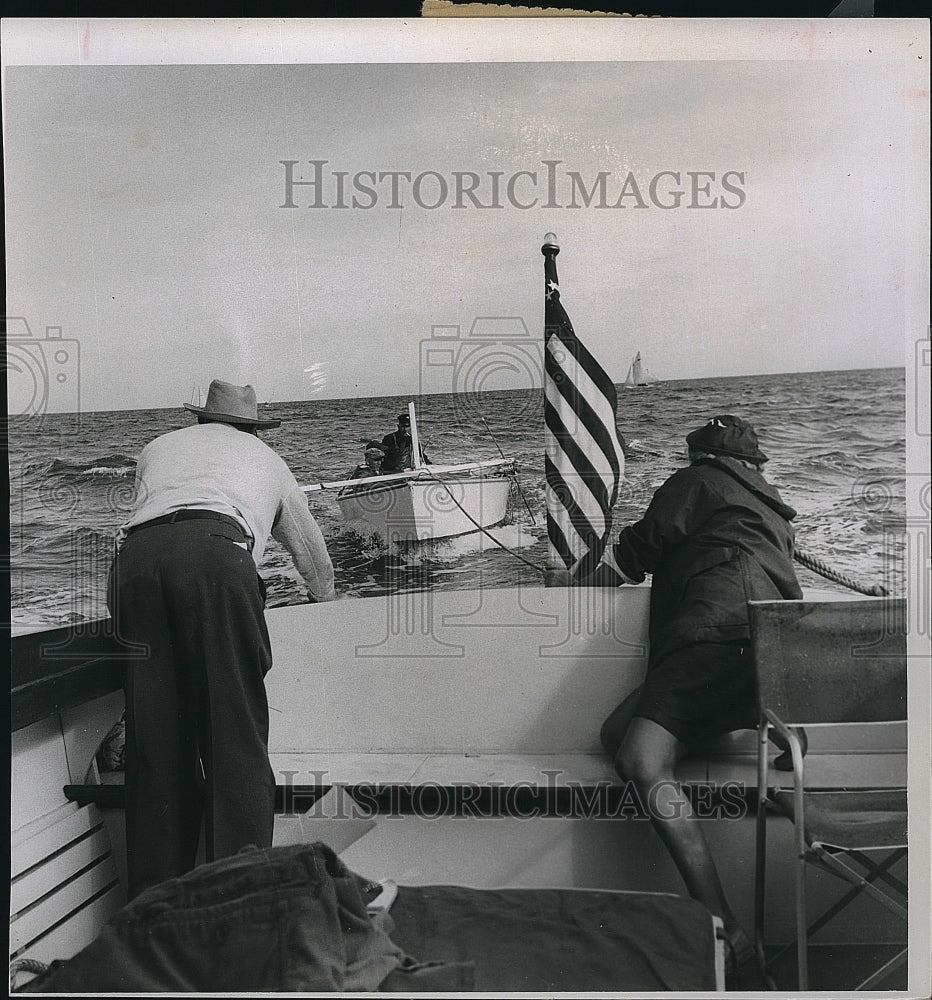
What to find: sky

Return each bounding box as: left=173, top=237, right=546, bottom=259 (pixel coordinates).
left=3, top=20, right=926, bottom=412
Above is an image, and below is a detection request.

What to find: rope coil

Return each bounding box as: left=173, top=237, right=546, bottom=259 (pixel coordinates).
left=793, top=547, right=888, bottom=597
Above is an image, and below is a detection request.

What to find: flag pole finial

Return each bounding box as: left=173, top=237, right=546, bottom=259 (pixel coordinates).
left=542, top=233, right=559, bottom=256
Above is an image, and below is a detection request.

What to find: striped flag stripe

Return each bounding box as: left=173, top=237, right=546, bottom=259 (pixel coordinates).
left=547, top=523, right=575, bottom=569
left=544, top=454, right=603, bottom=551
left=548, top=319, right=622, bottom=412
left=545, top=341, right=623, bottom=489
left=543, top=385, right=613, bottom=505
left=545, top=344, right=624, bottom=503
left=546, top=494, right=598, bottom=565
left=548, top=381, right=621, bottom=470
left=544, top=420, right=610, bottom=535
left=545, top=490, right=597, bottom=571
left=545, top=323, right=622, bottom=449
left=548, top=334, right=625, bottom=478
left=542, top=238, right=625, bottom=579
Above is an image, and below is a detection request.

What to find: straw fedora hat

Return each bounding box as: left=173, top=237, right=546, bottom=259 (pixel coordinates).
left=184, top=379, right=281, bottom=429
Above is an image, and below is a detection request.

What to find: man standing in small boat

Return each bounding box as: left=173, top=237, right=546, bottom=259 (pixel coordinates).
left=109, top=379, right=336, bottom=898
left=380, top=413, right=430, bottom=472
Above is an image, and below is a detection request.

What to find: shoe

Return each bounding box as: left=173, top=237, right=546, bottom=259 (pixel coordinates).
left=773, top=727, right=808, bottom=771
left=366, top=879, right=398, bottom=914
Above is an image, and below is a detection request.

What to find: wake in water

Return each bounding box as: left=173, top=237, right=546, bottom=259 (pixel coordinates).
left=40, top=454, right=138, bottom=479
left=316, top=520, right=546, bottom=600
left=383, top=523, right=541, bottom=562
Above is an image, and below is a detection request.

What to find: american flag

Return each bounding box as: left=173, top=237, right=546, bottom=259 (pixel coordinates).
left=542, top=234, right=626, bottom=581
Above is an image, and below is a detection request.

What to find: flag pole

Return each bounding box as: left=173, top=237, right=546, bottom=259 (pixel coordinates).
left=541, top=230, right=626, bottom=584
left=541, top=232, right=561, bottom=572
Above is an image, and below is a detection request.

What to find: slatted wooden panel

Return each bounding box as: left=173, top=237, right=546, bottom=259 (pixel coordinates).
left=10, top=801, right=125, bottom=966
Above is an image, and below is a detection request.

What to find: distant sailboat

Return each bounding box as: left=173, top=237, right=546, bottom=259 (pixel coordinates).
left=623, top=352, right=657, bottom=389
left=190, top=383, right=203, bottom=407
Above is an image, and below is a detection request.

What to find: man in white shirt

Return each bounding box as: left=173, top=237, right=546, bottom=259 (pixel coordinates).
left=109, top=379, right=335, bottom=898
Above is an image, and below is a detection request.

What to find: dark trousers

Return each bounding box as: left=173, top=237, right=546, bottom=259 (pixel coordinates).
left=25, top=842, right=475, bottom=992
left=108, top=519, right=274, bottom=898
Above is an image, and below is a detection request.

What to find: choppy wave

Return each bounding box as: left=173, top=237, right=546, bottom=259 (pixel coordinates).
left=27, top=524, right=118, bottom=550
left=8, top=368, right=908, bottom=626
left=47, top=454, right=138, bottom=479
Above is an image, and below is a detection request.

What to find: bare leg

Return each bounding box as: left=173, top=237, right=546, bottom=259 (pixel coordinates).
left=599, top=684, right=645, bottom=759
left=616, top=716, right=744, bottom=939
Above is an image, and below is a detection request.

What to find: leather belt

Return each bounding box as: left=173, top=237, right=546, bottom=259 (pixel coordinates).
left=126, top=509, right=248, bottom=543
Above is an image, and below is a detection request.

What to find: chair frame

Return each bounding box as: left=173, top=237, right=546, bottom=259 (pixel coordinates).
left=750, top=598, right=908, bottom=991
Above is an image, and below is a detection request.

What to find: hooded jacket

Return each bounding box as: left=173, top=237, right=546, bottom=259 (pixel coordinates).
left=610, top=457, right=802, bottom=665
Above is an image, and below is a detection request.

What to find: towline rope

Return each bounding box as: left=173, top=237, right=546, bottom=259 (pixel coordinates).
left=420, top=473, right=546, bottom=573
left=475, top=409, right=537, bottom=526
left=793, top=547, right=888, bottom=597
left=340, top=473, right=889, bottom=597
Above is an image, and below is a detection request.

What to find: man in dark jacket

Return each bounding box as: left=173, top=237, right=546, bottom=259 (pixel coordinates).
left=592, top=415, right=801, bottom=975
left=602, top=416, right=801, bottom=739
left=380, top=414, right=429, bottom=472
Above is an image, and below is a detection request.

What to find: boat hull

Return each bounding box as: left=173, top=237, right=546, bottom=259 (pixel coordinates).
left=337, top=474, right=512, bottom=542
left=10, top=586, right=908, bottom=975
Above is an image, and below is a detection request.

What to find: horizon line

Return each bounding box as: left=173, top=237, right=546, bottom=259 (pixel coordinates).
left=8, top=364, right=908, bottom=418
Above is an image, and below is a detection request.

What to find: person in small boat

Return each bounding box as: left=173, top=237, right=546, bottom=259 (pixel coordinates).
left=109, top=379, right=336, bottom=899
left=380, top=413, right=430, bottom=472
left=349, top=440, right=386, bottom=479
left=552, top=415, right=803, bottom=976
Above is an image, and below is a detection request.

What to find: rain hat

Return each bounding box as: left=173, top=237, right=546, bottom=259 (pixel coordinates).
left=685, top=415, right=768, bottom=464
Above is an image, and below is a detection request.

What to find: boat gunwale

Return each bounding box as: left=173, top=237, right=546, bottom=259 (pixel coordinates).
left=336, top=473, right=516, bottom=500
left=305, top=458, right=517, bottom=494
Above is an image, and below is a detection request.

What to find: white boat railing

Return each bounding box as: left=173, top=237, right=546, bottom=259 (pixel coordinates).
left=301, top=457, right=516, bottom=494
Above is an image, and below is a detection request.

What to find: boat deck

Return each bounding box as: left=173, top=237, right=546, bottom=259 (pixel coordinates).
left=10, top=586, right=915, bottom=990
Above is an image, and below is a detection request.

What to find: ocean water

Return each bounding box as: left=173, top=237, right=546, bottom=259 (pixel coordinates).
left=8, top=368, right=906, bottom=629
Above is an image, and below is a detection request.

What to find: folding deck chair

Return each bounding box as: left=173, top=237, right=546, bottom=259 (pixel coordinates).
left=750, top=598, right=908, bottom=991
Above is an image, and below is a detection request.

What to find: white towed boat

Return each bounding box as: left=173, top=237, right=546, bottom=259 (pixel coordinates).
left=333, top=460, right=515, bottom=543
left=304, top=402, right=518, bottom=543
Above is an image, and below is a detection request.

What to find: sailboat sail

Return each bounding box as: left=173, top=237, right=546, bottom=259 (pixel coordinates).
left=623, top=352, right=656, bottom=388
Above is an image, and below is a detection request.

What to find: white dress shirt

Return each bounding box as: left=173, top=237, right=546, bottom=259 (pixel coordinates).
left=118, top=422, right=335, bottom=602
